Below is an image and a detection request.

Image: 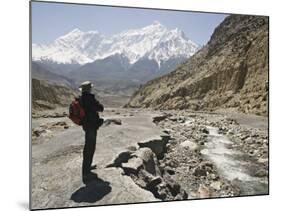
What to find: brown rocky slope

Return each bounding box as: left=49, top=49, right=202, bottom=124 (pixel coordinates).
left=32, top=78, right=77, bottom=110
left=126, top=15, right=269, bottom=116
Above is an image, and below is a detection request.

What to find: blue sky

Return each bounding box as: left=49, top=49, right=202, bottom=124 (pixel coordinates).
left=32, top=1, right=228, bottom=46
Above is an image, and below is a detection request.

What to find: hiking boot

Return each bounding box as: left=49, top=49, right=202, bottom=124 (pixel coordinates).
left=90, top=164, right=97, bottom=170
left=82, top=172, right=97, bottom=184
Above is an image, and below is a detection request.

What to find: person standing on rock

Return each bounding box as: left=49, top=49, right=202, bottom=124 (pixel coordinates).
left=79, top=81, right=104, bottom=183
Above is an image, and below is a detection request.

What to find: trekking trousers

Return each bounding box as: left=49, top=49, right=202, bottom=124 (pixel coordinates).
left=82, top=129, right=97, bottom=176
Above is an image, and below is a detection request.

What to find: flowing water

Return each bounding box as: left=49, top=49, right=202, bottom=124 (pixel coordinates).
left=201, top=126, right=268, bottom=196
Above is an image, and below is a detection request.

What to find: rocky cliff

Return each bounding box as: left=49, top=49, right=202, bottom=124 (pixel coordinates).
left=32, top=78, right=78, bottom=110
left=126, top=15, right=269, bottom=116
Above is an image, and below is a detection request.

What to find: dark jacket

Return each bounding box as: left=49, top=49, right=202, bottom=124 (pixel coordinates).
left=80, top=92, right=104, bottom=130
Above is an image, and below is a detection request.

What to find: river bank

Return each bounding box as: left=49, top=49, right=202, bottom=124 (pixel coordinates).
left=31, top=108, right=268, bottom=209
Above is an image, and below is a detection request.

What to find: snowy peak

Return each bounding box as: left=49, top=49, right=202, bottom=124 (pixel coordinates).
left=152, top=20, right=162, bottom=25
left=143, top=20, right=166, bottom=31
left=54, top=28, right=103, bottom=50
left=32, top=22, right=200, bottom=66
left=121, top=21, right=166, bottom=36
left=63, top=28, right=84, bottom=37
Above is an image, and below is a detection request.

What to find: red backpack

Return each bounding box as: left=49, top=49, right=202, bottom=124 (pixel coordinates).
left=69, top=97, right=85, bottom=125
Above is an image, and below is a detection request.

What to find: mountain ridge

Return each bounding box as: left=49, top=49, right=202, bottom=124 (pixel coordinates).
left=32, top=62, right=76, bottom=88
left=32, top=22, right=199, bottom=68
left=126, top=15, right=269, bottom=116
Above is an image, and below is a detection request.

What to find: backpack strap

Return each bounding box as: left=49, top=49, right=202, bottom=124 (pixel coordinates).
left=78, top=95, right=84, bottom=108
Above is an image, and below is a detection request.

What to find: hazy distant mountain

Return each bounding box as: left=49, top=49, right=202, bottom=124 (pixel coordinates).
left=32, top=62, right=76, bottom=88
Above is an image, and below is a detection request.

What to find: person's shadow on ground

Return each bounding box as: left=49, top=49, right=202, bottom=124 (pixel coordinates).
left=71, top=172, right=112, bottom=203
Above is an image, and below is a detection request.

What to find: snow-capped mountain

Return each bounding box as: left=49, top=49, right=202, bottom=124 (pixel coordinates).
left=32, top=21, right=200, bottom=68
left=32, top=29, right=103, bottom=64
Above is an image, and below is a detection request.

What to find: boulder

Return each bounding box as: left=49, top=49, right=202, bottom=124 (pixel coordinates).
left=180, top=140, right=199, bottom=151
left=147, top=176, right=162, bottom=189
left=103, top=119, right=122, bottom=126
left=133, top=147, right=161, bottom=176
left=152, top=114, right=169, bottom=123
left=122, top=157, right=143, bottom=174
left=106, top=150, right=132, bottom=167
left=138, top=135, right=170, bottom=159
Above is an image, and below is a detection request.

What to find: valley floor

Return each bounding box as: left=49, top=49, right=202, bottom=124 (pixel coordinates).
left=31, top=108, right=268, bottom=209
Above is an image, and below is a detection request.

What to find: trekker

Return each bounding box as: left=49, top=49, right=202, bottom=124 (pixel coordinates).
left=79, top=81, right=104, bottom=184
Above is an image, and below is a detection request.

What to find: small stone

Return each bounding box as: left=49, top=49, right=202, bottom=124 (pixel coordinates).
left=126, top=145, right=138, bottom=151
left=157, top=189, right=167, bottom=199
left=169, top=116, right=177, bottom=122
left=201, top=128, right=209, bottom=134
left=174, top=194, right=182, bottom=200
left=193, top=161, right=214, bottom=177
left=244, top=137, right=254, bottom=144
left=203, top=161, right=213, bottom=168
left=193, top=167, right=207, bottom=177
left=103, top=118, right=122, bottom=126
left=199, top=141, right=205, bottom=146
left=162, top=129, right=171, bottom=134
left=256, top=139, right=262, bottom=144
left=177, top=116, right=185, bottom=123
left=210, top=181, right=222, bottom=190
left=228, top=129, right=234, bottom=135
left=208, top=173, right=218, bottom=180
left=53, top=121, right=67, bottom=127
left=198, top=185, right=212, bottom=198
left=165, top=167, right=175, bottom=175
left=257, top=158, right=268, bottom=164
left=166, top=143, right=172, bottom=151
left=33, top=130, right=41, bottom=137
left=241, top=135, right=249, bottom=141
left=255, top=169, right=268, bottom=177
left=153, top=115, right=169, bottom=123
left=180, top=140, right=199, bottom=150
left=249, top=150, right=255, bottom=156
